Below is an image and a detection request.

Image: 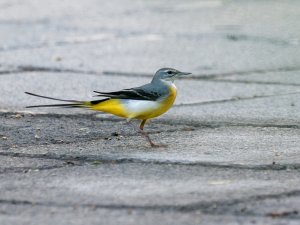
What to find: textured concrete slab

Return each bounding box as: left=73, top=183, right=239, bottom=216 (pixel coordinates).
left=0, top=155, right=67, bottom=173
left=1, top=0, right=300, bottom=74
left=1, top=34, right=299, bottom=75
left=0, top=163, right=299, bottom=206
left=168, top=94, right=300, bottom=126
left=1, top=0, right=300, bottom=40
left=0, top=112, right=191, bottom=150
left=1, top=204, right=298, bottom=225
left=216, top=70, right=300, bottom=86
left=1, top=72, right=299, bottom=112
left=216, top=195, right=300, bottom=219
left=1, top=113, right=299, bottom=167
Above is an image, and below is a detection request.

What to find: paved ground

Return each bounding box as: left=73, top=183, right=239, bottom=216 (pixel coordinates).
left=1, top=0, right=300, bottom=224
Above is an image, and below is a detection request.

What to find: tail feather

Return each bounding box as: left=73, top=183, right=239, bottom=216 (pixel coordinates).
left=26, top=103, right=84, bottom=108
left=25, top=92, right=110, bottom=109
left=25, top=92, right=81, bottom=103
left=25, top=92, right=88, bottom=108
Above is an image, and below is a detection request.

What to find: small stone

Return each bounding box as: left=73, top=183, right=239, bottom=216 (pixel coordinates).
left=111, top=132, right=119, bottom=136
left=182, top=127, right=195, bottom=131
left=91, top=160, right=101, bottom=165
left=15, top=113, right=23, bottom=119
left=266, top=210, right=298, bottom=218
left=34, top=135, right=40, bottom=139
left=55, top=56, right=62, bottom=61
left=65, top=161, right=76, bottom=165
left=78, top=128, right=90, bottom=134
left=240, top=207, right=247, bottom=212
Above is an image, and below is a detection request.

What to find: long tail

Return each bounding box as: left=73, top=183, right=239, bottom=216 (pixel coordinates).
left=25, top=92, right=108, bottom=108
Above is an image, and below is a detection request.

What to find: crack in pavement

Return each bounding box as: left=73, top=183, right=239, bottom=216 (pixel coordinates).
left=178, top=33, right=297, bottom=47
left=0, top=164, right=77, bottom=174
left=0, top=189, right=300, bottom=216
left=211, top=79, right=300, bottom=87
left=0, top=34, right=115, bottom=52
left=0, top=151, right=299, bottom=171
left=0, top=65, right=100, bottom=76
left=1, top=111, right=300, bottom=130
left=189, top=122, right=300, bottom=129
left=104, top=66, right=300, bottom=80
left=174, top=91, right=300, bottom=107
left=1, top=64, right=300, bottom=82
left=0, top=69, right=21, bottom=75
left=0, top=31, right=295, bottom=52
left=222, top=33, right=296, bottom=46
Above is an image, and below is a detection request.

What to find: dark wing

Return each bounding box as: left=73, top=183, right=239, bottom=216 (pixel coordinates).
left=94, top=86, right=161, bottom=101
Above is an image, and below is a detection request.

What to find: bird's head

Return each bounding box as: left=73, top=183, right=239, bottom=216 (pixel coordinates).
left=152, top=68, right=191, bottom=83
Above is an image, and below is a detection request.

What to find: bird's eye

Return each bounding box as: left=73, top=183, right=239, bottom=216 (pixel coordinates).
left=167, top=71, right=173, bottom=74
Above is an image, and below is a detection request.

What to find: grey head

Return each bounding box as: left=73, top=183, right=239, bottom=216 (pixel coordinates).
left=151, top=68, right=191, bottom=84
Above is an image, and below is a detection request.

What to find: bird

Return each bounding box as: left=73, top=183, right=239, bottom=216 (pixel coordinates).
left=25, top=68, right=191, bottom=147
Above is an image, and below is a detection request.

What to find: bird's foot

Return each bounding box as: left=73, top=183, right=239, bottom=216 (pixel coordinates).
left=149, top=142, right=167, bottom=148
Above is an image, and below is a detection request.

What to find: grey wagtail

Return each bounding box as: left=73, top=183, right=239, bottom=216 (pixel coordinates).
left=25, top=68, right=191, bottom=147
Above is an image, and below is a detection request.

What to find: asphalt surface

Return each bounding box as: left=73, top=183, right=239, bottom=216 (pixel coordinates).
left=1, top=0, right=300, bottom=224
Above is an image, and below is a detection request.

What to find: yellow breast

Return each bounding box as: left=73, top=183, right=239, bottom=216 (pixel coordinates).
left=135, top=84, right=177, bottom=120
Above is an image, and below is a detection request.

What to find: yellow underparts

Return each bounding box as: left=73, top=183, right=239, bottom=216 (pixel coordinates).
left=87, top=85, right=177, bottom=120
left=89, top=99, right=130, bottom=118
left=135, top=85, right=177, bottom=120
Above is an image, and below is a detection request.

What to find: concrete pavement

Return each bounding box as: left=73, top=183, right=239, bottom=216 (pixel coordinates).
left=0, top=0, right=300, bottom=224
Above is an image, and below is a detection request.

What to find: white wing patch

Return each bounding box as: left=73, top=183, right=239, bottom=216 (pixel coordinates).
left=121, top=99, right=161, bottom=118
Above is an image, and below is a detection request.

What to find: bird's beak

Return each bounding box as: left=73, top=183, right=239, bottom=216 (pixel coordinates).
left=178, top=72, right=192, bottom=76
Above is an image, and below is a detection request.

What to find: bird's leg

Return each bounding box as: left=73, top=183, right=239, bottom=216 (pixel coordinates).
left=139, top=119, right=147, bottom=130
left=139, top=119, right=157, bottom=147
left=126, top=119, right=165, bottom=148
left=139, top=120, right=167, bottom=148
